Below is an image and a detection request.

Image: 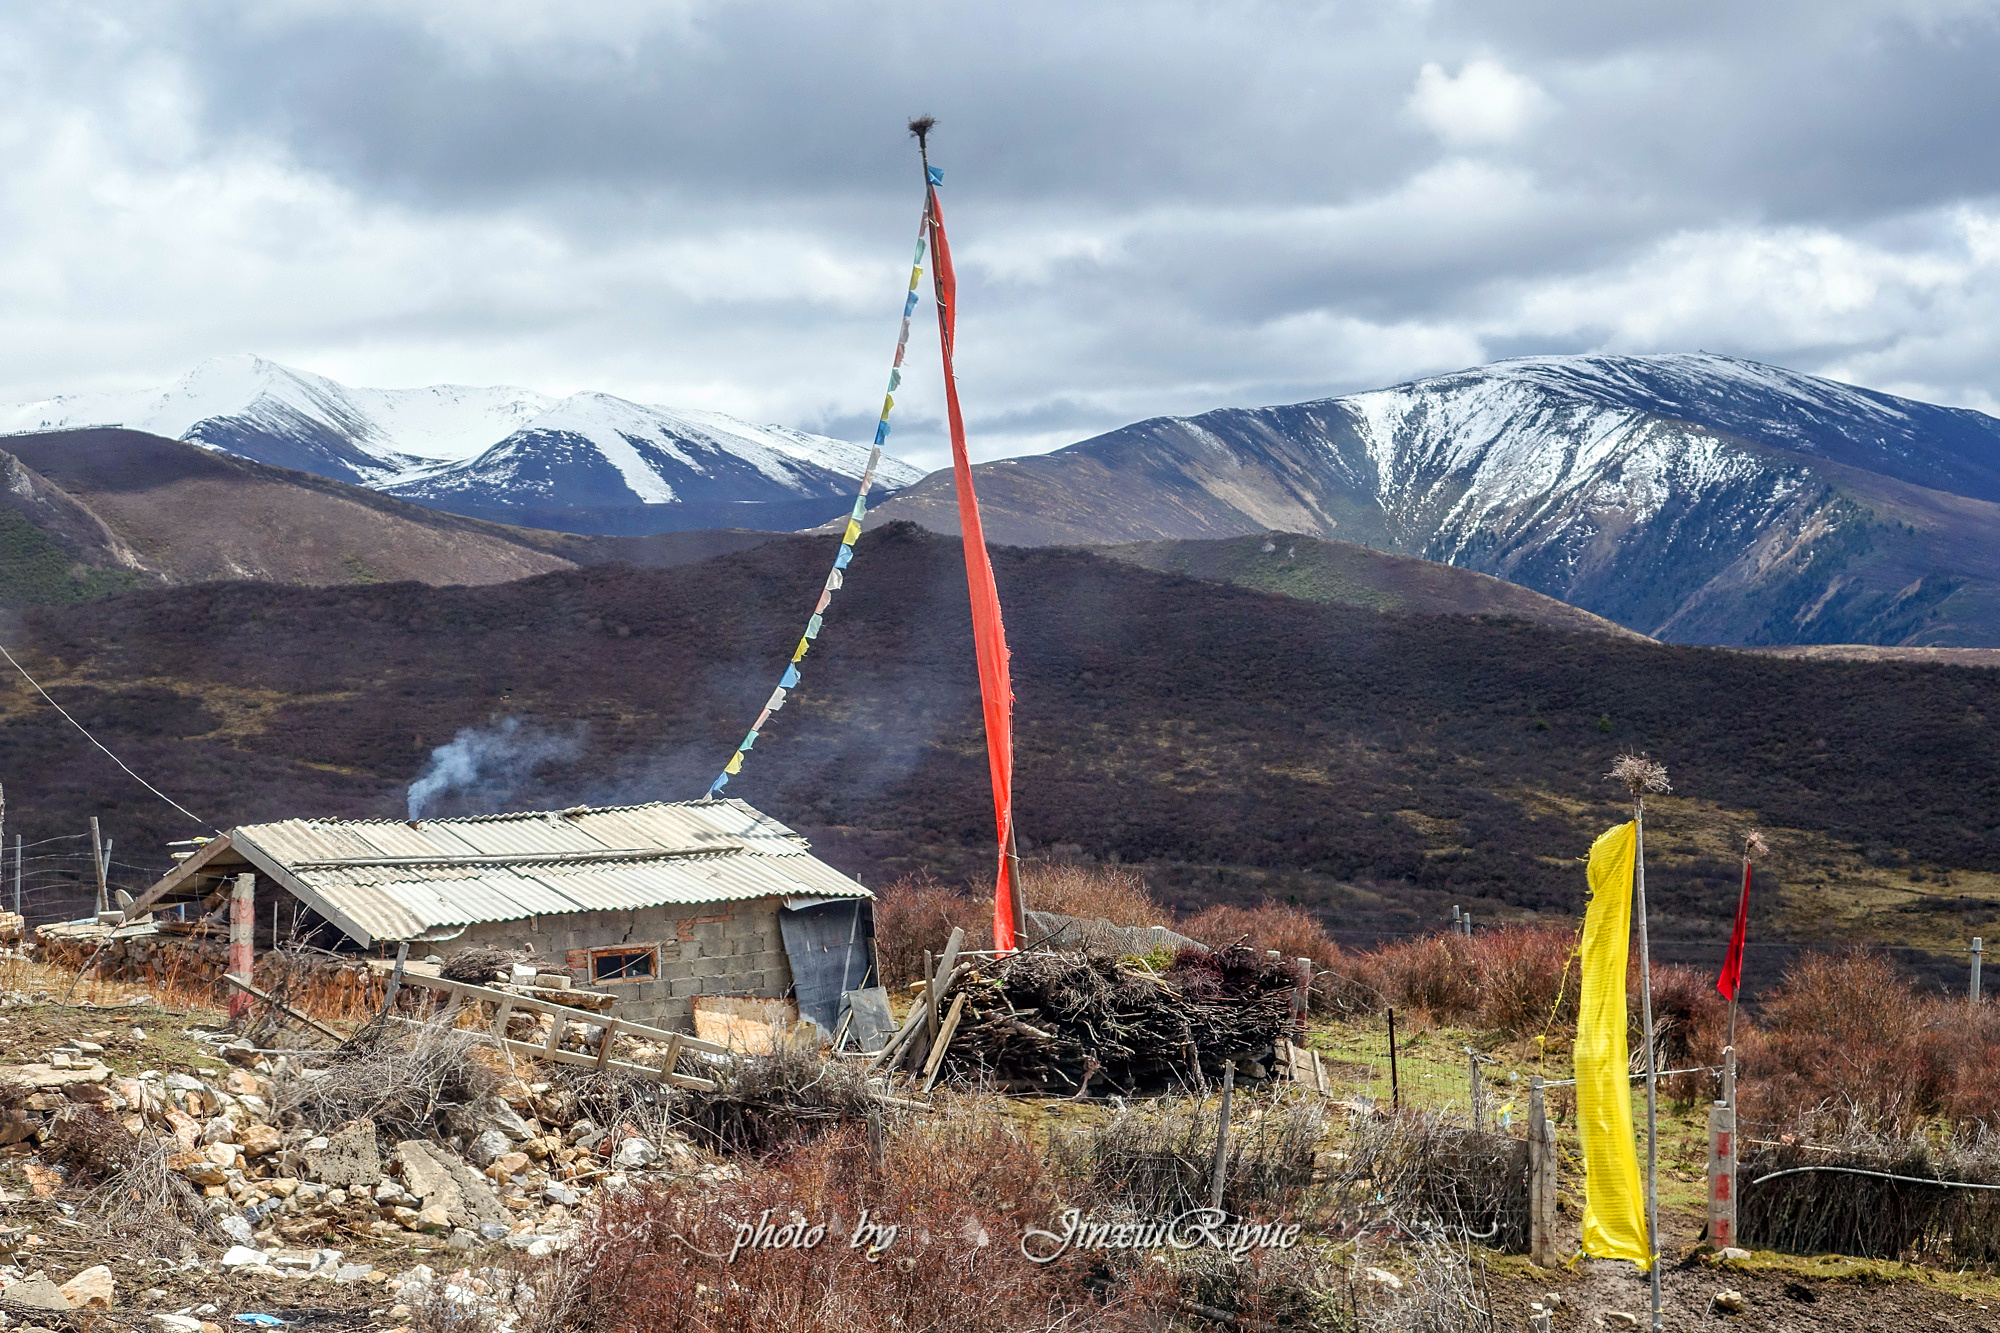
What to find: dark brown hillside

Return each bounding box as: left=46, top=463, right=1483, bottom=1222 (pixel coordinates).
left=1100, top=533, right=1647, bottom=639
left=4, top=523, right=1998, bottom=965
left=0, top=428, right=788, bottom=609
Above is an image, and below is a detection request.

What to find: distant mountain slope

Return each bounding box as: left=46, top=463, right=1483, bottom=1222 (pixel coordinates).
left=0, top=428, right=790, bottom=605
left=0, top=355, right=923, bottom=534
left=1102, top=534, right=1647, bottom=639
left=869, top=354, right=2000, bottom=647
left=6, top=524, right=1999, bottom=965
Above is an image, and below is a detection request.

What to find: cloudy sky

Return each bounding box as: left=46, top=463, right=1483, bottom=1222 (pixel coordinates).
left=2, top=1, right=1998, bottom=468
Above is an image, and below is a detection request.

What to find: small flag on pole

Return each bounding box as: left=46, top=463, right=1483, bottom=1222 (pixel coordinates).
left=1718, top=860, right=1752, bottom=1002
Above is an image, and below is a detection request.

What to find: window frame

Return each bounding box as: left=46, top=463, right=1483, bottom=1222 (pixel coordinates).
left=586, top=944, right=660, bottom=985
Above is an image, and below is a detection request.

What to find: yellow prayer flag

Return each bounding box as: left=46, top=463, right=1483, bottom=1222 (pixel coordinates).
left=842, top=518, right=863, bottom=545
left=1578, top=820, right=1650, bottom=1270
left=909, top=265, right=923, bottom=289
left=881, top=393, right=895, bottom=419
left=723, top=752, right=743, bottom=775
left=792, top=638, right=810, bottom=662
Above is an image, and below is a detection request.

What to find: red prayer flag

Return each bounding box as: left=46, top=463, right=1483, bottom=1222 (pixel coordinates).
left=1718, top=860, right=1752, bottom=1001
left=925, top=183, right=1019, bottom=953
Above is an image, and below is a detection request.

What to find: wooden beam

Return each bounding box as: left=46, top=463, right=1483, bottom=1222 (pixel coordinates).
left=920, top=992, right=967, bottom=1095
left=120, top=833, right=241, bottom=921
left=221, top=973, right=346, bottom=1044
left=372, top=967, right=732, bottom=1058
left=595, top=1019, right=620, bottom=1072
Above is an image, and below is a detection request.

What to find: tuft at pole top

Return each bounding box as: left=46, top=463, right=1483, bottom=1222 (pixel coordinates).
left=1607, top=751, right=1671, bottom=798
left=908, top=116, right=936, bottom=148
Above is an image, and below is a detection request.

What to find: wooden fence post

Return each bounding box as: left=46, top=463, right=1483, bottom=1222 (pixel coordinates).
left=1209, top=1058, right=1236, bottom=1212
left=90, top=817, right=109, bottom=918
left=1290, top=955, right=1312, bottom=1038
left=1467, top=1047, right=1484, bottom=1132
left=227, top=873, right=254, bottom=1020
left=1974, top=937, right=1986, bottom=1005
left=1528, top=1075, right=1558, bottom=1266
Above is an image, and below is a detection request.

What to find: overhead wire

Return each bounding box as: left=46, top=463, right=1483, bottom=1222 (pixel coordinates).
left=0, top=638, right=209, bottom=826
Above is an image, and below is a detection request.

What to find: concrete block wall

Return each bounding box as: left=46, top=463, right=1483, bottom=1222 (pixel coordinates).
left=459, top=896, right=792, bottom=1030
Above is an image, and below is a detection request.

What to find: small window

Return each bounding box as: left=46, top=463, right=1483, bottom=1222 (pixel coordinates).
left=590, top=946, right=657, bottom=983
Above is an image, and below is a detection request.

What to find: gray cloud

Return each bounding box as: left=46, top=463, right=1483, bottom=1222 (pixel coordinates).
left=2, top=0, right=1999, bottom=469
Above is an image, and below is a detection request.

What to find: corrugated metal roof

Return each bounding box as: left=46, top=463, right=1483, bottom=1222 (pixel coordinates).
left=229, top=799, right=869, bottom=945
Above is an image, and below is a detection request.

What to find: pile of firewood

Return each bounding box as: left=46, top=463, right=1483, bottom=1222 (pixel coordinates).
left=939, top=945, right=1296, bottom=1095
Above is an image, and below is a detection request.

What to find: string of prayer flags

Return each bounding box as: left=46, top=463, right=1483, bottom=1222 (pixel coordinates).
left=705, top=200, right=931, bottom=799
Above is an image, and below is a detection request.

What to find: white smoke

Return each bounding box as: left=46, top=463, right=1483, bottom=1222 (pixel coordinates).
left=406, top=717, right=587, bottom=820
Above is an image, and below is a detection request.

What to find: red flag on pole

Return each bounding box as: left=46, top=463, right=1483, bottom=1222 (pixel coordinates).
left=924, top=178, right=1019, bottom=954
left=1717, top=861, right=1751, bottom=1001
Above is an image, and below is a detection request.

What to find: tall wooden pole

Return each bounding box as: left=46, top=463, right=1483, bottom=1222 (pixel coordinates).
left=1634, top=791, right=1662, bottom=1333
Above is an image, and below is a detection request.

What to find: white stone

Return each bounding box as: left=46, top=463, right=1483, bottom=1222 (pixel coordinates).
left=1362, top=1267, right=1402, bottom=1290
left=610, top=1137, right=659, bottom=1170
left=218, top=1248, right=267, bottom=1268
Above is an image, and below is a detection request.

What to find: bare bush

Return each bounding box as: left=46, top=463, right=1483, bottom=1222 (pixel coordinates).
left=276, top=1014, right=498, bottom=1139
left=676, top=1045, right=878, bottom=1155
left=1049, top=1095, right=1326, bottom=1220
left=42, top=1107, right=221, bottom=1254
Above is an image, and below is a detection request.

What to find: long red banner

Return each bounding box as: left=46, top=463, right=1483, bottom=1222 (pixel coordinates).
left=925, top=179, right=1018, bottom=953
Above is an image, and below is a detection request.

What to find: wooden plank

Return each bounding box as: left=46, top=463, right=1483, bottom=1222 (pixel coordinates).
left=544, top=1011, right=564, bottom=1059
left=368, top=965, right=732, bottom=1058
left=220, top=972, right=347, bottom=1044
left=657, top=1033, right=683, bottom=1077
left=919, top=992, right=967, bottom=1095
left=489, top=998, right=516, bottom=1040
left=493, top=1035, right=717, bottom=1090
left=595, top=1019, right=620, bottom=1072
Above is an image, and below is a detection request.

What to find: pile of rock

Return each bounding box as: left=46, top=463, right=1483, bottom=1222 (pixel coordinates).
left=3, top=1028, right=708, bottom=1289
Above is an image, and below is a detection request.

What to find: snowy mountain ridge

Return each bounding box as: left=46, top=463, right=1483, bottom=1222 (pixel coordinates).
left=0, top=355, right=924, bottom=533
left=868, top=352, right=2000, bottom=647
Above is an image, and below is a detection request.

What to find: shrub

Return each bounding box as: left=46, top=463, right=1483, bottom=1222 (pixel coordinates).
left=575, top=1109, right=1151, bottom=1332
left=1739, top=950, right=2000, bottom=1133
left=870, top=873, right=989, bottom=988
left=1017, top=861, right=1170, bottom=928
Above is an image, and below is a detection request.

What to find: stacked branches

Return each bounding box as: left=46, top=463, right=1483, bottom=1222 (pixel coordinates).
left=1740, top=1134, right=2000, bottom=1264
left=942, top=945, right=1296, bottom=1094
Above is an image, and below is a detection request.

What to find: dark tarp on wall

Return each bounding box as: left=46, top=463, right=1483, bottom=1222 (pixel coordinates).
left=779, top=896, right=875, bottom=1035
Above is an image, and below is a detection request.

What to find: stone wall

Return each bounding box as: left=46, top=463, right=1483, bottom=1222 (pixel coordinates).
left=460, top=896, right=792, bottom=1029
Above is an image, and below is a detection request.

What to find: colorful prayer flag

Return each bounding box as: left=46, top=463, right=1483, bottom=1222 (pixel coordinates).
left=1578, top=820, right=1650, bottom=1269
left=926, top=175, right=1019, bottom=954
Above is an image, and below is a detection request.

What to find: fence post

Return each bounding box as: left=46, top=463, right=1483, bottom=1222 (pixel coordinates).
left=1387, top=1007, right=1400, bottom=1111
left=1467, top=1047, right=1484, bottom=1132
left=1290, top=955, right=1312, bottom=1038
left=1974, top=937, right=1986, bottom=1005
left=227, top=873, right=255, bottom=1020
left=89, top=817, right=109, bottom=918
left=1528, top=1075, right=1558, bottom=1267
left=1209, top=1058, right=1236, bottom=1212
left=1707, top=1049, right=1737, bottom=1250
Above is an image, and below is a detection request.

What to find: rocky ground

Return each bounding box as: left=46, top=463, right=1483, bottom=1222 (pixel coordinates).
left=7, top=960, right=2000, bottom=1331
left=0, top=965, right=719, bottom=1333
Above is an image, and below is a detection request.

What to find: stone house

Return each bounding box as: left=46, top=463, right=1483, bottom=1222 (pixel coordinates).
left=119, top=799, right=875, bottom=1031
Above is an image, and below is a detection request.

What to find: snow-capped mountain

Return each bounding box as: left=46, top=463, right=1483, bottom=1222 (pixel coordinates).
left=870, top=353, right=2000, bottom=647
left=0, top=355, right=924, bottom=533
